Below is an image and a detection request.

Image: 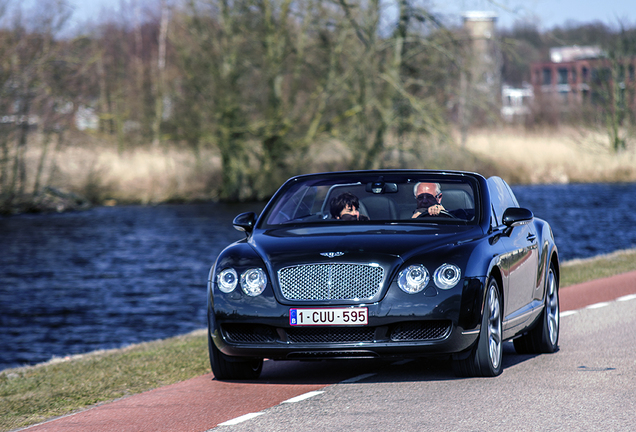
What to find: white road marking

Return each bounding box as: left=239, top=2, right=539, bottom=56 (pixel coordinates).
left=560, top=310, right=578, bottom=317
left=217, top=412, right=264, bottom=426
left=282, top=391, right=324, bottom=403
left=617, top=294, right=636, bottom=302
left=586, top=302, right=610, bottom=310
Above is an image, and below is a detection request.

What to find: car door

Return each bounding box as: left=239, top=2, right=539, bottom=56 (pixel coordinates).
left=487, top=177, right=539, bottom=329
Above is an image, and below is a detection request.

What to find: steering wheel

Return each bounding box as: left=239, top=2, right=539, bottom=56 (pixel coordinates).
left=417, top=209, right=457, bottom=219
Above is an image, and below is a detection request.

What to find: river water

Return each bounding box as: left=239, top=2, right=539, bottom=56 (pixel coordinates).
left=1, top=182, right=635, bottom=371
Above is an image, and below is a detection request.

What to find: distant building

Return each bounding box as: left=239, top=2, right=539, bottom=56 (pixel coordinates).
left=529, top=45, right=636, bottom=108
left=501, top=83, right=533, bottom=122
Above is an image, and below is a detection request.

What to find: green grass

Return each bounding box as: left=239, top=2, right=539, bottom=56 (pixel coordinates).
left=1, top=249, right=635, bottom=432
left=0, top=330, right=210, bottom=431
left=560, top=248, right=636, bottom=287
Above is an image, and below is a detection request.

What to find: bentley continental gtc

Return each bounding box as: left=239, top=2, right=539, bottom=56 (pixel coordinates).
left=207, top=170, right=560, bottom=379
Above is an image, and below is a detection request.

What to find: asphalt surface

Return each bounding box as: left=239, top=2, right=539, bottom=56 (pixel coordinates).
left=20, top=270, right=636, bottom=432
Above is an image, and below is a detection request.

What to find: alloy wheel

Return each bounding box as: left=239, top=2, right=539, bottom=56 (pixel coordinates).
left=546, top=269, right=559, bottom=346
left=486, top=285, right=502, bottom=370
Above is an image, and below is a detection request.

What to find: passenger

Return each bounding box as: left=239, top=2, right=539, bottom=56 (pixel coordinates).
left=330, top=192, right=369, bottom=221
left=412, top=182, right=445, bottom=218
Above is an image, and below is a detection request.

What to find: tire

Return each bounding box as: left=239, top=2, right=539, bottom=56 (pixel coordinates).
left=453, top=277, right=503, bottom=377
left=208, top=329, right=263, bottom=380
left=513, top=263, right=560, bottom=354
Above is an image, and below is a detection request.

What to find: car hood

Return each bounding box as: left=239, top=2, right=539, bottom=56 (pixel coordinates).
left=249, top=224, right=483, bottom=270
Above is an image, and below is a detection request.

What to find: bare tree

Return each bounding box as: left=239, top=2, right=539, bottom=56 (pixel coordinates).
left=595, top=26, right=636, bottom=152
left=0, top=1, right=72, bottom=211
left=334, top=0, right=449, bottom=169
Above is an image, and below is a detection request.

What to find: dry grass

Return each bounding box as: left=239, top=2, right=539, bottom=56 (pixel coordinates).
left=461, top=126, right=636, bottom=184
left=9, top=125, right=636, bottom=211
left=19, top=133, right=222, bottom=206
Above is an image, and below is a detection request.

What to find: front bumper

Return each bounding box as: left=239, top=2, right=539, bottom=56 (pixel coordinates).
left=208, top=277, right=486, bottom=360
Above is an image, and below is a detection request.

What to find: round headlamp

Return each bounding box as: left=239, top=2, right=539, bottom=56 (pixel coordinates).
left=217, top=268, right=238, bottom=293
left=434, top=263, right=461, bottom=290
left=398, top=264, right=430, bottom=294
left=241, top=268, right=268, bottom=296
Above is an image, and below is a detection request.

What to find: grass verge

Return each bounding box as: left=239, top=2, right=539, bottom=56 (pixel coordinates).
left=1, top=249, right=635, bottom=431
left=0, top=330, right=210, bottom=431
left=560, top=248, right=636, bottom=287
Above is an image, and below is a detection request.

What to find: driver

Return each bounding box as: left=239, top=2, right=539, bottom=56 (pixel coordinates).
left=330, top=192, right=369, bottom=221
left=412, top=182, right=445, bottom=218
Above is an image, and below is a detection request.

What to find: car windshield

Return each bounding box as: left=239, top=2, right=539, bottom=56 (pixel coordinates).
left=260, top=173, right=479, bottom=227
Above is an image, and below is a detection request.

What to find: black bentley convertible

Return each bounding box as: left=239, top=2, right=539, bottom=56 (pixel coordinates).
left=207, top=170, right=560, bottom=379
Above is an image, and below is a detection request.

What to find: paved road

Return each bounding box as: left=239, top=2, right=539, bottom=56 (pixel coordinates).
left=22, top=271, right=636, bottom=432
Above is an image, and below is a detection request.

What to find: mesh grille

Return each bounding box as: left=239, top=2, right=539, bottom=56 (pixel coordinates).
left=278, top=263, right=384, bottom=301
left=390, top=321, right=451, bottom=341
left=222, top=324, right=278, bottom=343
left=286, top=327, right=375, bottom=343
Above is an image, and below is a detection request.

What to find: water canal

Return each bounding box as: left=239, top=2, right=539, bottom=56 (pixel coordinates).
left=1, top=182, right=635, bottom=370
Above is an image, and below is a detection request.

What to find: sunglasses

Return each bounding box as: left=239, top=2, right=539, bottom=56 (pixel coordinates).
left=416, top=192, right=442, bottom=199
left=416, top=192, right=442, bottom=208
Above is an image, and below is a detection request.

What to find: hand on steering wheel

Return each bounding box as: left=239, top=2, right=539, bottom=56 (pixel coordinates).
left=417, top=206, right=457, bottom=219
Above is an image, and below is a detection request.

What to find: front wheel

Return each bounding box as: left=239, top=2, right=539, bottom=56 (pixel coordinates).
left=208, top=330, right=263, bottom=380
left=513, top=263, right=560, bottom=354
left=453, top=277, right=503, bottom=377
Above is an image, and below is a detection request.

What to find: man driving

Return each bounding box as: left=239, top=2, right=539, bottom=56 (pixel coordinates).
left=412, top=182, right=445, bottom=218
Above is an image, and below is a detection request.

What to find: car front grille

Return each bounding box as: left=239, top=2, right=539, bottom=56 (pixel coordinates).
left=277, top=263, right=384, bottom=301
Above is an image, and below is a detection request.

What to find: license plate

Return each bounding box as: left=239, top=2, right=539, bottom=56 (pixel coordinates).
left=289, top=307, right=368, bottom=326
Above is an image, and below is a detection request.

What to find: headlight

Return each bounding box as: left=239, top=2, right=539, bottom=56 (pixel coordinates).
left=217, top=268, right=238, bottom=293
left=398, top=264, right=430, bottom=294
left=434, top=263, right=461, bottom=289
left=241, top=268, right=268, bottom=296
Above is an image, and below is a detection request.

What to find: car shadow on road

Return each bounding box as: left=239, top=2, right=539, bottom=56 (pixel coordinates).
left=237, top=342, right=540, bottom=385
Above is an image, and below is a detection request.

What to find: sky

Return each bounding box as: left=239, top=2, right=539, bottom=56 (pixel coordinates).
left=33, top=0, right=636, bottom=33
left=433, top=0, right=635, bottom=30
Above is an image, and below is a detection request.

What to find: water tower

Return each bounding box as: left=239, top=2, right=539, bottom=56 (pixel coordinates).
left=458, top=11, right=501, bottom=144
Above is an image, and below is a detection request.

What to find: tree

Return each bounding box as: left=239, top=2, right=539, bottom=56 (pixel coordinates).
left=594, top=26, right=636, bottom=152
left=0, top=2, right=73, bottom=211
left=333, top=0, right=449, bottom=168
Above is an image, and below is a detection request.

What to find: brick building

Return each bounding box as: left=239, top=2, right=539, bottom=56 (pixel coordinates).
left=529, top=46, right=636, bottom=107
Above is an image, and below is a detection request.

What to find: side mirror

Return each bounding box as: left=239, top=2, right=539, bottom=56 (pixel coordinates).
left=233, top=212, right=256, bottom=234
left=502, top=207, right=533, bottom=229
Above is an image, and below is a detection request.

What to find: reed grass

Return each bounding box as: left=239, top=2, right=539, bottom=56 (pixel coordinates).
left=463, top=126, right=636, bottom=184
left=9, top=125, right=636, bottom=213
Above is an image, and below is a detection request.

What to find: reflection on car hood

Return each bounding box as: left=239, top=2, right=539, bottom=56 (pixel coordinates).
left=250, top=224, right=483, bottom=269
